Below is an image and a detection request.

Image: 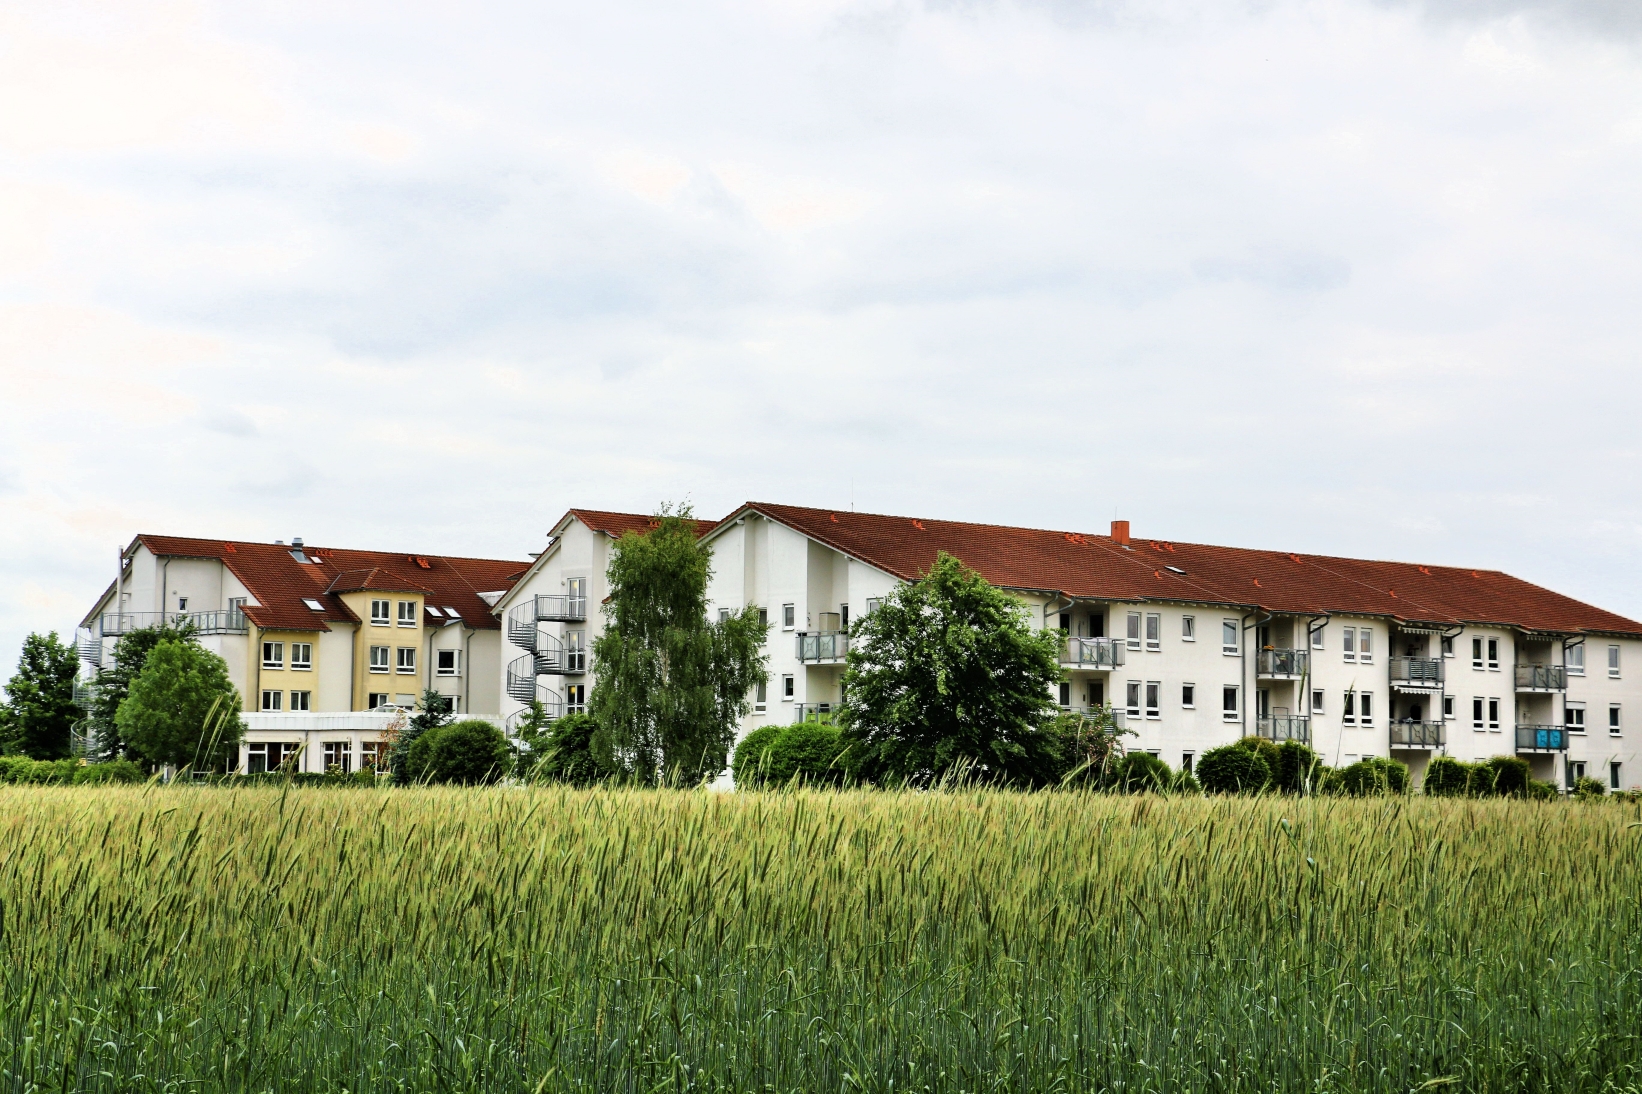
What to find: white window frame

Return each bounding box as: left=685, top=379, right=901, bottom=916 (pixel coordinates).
left=1443, top=694, right=1455, bottom=720
left=370, top=600, right=390, bottom=626
left=1472, top=697, right=1484, bottom=729
left=1181, top=682, right=1195, bottom=709
left=290, top=642, right=312, bottom=671
left=1611, top=761, right=1623, bottom=791
left=1358, top=628, right=1373, bottom=664
left=290, top=690, right=311, bottom=712
left=261, top=689, right=282, bottom=712
left=1486, top=638, right=1499, bottom=671
left=436, top=649, right=461, bottom=677
left=1610, top=703, right=1621, bottom=736
left=1311, top=625, right=1325, bottom=650
left=397, top=600, right=418, bottom=627
left=1487, top=697, right=1500, bottom=731
left=1222, top=685, right=1240, bottom=722
left=1181, top=616, right=1195, bottom=642
left=1567, top=644, right=1585, bottom=676
left=322, top=741, right=351, bottom=774
left=1342, top=690, right=1356, bottom=726
left=1359, top=690, right=1374, bottom=726
left=1441, top=635, right=1454, bottom=659
left=1222, top=620, right=1239, bottom=656
left=1126, top=612, right=1142, bottom=651
left=755, top=679, right=767, bottom=712
left=367, top=692, right=390, bottom=709
left=566, top=684, right=586, bottom=714
left=1343, top=626, right=1356, bottom=663
left=781, top=674, right=794, bottom=700
left=1609, top=644, right=1621, bottom=678
left=1125, top=680, right=1141, bottom=718
left=1311, top=689, right=1324, bottom=715
left=782, top=604, right=795, bottom=631
left=1565, top=703, right=1586, bottom=733
left=1144, top=613, right=1161, bottom=652
left=262, top=641, right=284, bottom=669
left=396, top=647, right=417, bottom=674
left=1144, top=681, right=1160, bottom=719
left=1472, top=637, right=1483, bottom=669
left=369, top=645, right=390, bottom=673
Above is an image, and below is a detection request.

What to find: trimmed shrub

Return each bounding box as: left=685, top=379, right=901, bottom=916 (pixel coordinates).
left=406, top=719, right=511, bottom=785
left=733, top=722, right=848, bottom=789
left=1197, top=745, right=1271, bottom=794
left=530, top=713, right=620, bottom=786
left=1423, top=755, right=1479, bottom=796
left=1528, top=779, right=1559, bottom=801
left=1337, top=757, right=1409, bottom=796
left=1107, top=751, right=1173, bottom=793
left=1270, top=741, right=1323, bottom=794
left=1479, top=756, right=1531, bottom=797
left=0, top=758, right=147, bottom=785
left=74, top=760, right=145, bottom=785
left=1171, top=769, right=1202, bottom=794
left=1572, top=776, right=1606, bottom=801
left=1236, top=736, right=1282, bottom=767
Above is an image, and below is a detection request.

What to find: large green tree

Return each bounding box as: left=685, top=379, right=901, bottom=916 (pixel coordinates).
left=115, top=638, right=244, bottom=771
left=0, top=632, right=82, bottom=759
left=839, top=552, right=1066, bottom=787
left=86, top=620, right=197, bottom=761
left=589, top=506, right=768, bottom=784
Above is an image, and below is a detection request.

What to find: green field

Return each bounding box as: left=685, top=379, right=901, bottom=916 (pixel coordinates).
left=2, top=787, right=1639, bottom=1092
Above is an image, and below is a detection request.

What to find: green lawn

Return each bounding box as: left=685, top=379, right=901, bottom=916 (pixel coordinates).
left=2, top=786, right=1639, bottom=1092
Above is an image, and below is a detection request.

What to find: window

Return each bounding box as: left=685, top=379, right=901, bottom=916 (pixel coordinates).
left=247, top=742, right=299, bottom=774
left=757, top=607, right=769, bottom=629
left=566, top=630, right=586, bottom=672
left=291, top=643, right=312, bottom=670
left=1181, top=752, right=1195, bottom=775
left=1222, top=621, right=1239, bottom=655
left=371, top=600, right=390, bottom=625
left=1568, top=644, right=1585, bottom=676
left=396, top=647, right=416, bottom=674
left=566, top=684, right=586, bottom=714
left=323, top=741, right=351, bottom=774
left=1612, top=762, right=1623, bottom=791
left=841, top=604, right=850, bottom=630
left=369, top=646, right=389, bottom=673
left=1126, top=681, right=1141, bottom=717
left=443, top=607, right=459, bottom=619
left=1570, top=760, right=1586, bottom=784
left=1181, top=615, right=1195, bottom=641
left=865, top=598, right=881, bottom=616
left=229, top=597, right=248, bottom=615
left=367, top=693, right=390, bottom=709
left=436, top=649, right=461, bottom=676
left=262, top=641, right=284, bottom=669
left=290, top=690, right=311, bottom=712
left=1472, top=637, right=1483, bottom=669
left=1222, top=686, right=1240, bottom=721
left=303, top=598, right=325, bottom=611
left=1443, top=695, right=1455, bottom=720
left=360, top=741, right=383, bottom=770
left=1359, top=629, right=1373, bottom=664
left=1058, top=613, right=1071, bottom=633
left=177, top=596, right=188, bottom=611
left=1359, top=691, right=1374, bottom=726
left=755, top=680, right=767, bottom=712
left=261, top=689, right=282, bottom=711
left=1566, top=703, right=1586, bottom=733
left=566, top=578, right=586, bottom=613
left=782, top=674, right=794, bottom=700
left=1609, top=644, right=1621, bottom=678
left=1145, top=682, right=1160, bottom=719
left=1343, top=691, right=1356, bottom=725
left=1059, top=682, right=1072, bottom=707
left=395, top=693, right=417, bottom=707
left=1441, top=635, right=1454, bottom=658
left=1087, top=613, right=1105, bottom=637
left=1343, top=627, right=1356, bottom=662
left=1181, top=683, right=1195, bottom=708
left=1311, top=625, right=1325, bottom=650
left=719, top=609, right=731, bottom=623
left=1487, top=639, right=1499, bottom=670
left=425, top=606, right=442, bottom=618
left=1487, top=698, right=1500, bottom=731
left=1472, top=697, right=1484, bottom=729
left=782, top=604, right=795, bottom=630
left=1610, top=704, right=1622, bottom=735
left=446, top=696, right=460, bottom=714
left=1126, top=612, right=1142, bottom=651
left=1311, top=689, right=1325, bottom=715
left=1145, top=613, right=1161, bottom=652
left=398, top=601, right=417, bottom=627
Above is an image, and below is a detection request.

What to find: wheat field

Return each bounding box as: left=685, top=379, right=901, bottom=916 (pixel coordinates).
left=1, top=786, right=1638, bottom=1092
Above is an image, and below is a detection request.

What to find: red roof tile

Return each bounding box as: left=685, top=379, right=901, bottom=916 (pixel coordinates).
left=567, top=509, right=719, bottom=539
left=132, top=535, right=528, bottom=633
left=719, top=503, right=1642, bottom=638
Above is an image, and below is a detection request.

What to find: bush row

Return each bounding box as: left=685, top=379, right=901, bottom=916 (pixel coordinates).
left=0, top=757, right=146, bottom=785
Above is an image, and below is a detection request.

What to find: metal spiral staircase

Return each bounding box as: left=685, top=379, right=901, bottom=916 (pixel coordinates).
left=504, top=593, right=587, bottom=724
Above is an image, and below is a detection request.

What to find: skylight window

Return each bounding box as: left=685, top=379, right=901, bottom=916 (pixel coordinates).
left=302, top=598, right=324, bottom=611
left=1165, top=566, right=1186, bottom=575
left=426, top=606, right=443, bottom=617
left=444, top=607, right=461, bottom=618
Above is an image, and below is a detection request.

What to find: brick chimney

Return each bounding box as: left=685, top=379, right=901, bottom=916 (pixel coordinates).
left=1111, top=520, right=1130, bottom=546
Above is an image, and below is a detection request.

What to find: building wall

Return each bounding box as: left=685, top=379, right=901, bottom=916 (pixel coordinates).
left=336, top=588, right=426, bottom=709
left=495, top=519, right=609, bottom=726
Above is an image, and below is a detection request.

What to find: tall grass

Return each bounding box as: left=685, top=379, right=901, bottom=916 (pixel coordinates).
left=1, top=787, right=1639, bottom=1092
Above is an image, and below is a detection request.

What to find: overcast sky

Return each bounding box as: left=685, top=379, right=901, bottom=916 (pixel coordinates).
left=3, top=0, right=1642, bottom=664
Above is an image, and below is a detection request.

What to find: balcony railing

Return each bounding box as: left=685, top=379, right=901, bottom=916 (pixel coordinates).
left=793, top=703, right=837, bottom=725
left=1515, top=664, right=1567, bottom=692
left=1059, top=705, right=1128, bottom=729
left=1254, top=715, right=1310, bottom=743
left=529, top=593, right=586, bottom=623
left=98, top=609, right=248, bottom=636
left=1515, top=725, right=1569, bottom=752
left=796, top=631, right=848, bottom=663
left=1255, top=648, right=1307, bottom=678
left=1061, top=636, right=1125, bottom=669
left=1388, top=721, right=1445, bottom=749
left=1389, top=657, right=1444, bottom=688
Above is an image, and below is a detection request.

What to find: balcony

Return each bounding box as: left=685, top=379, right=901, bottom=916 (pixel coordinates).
left=98, top=609, right=248, bottom=636
left=528, top=593, right=586, bottom=623
left=1254, top=715, right=1310, bottom=743
left=1515, top=664, right=1567, bottom=692
left=793, top=703, right=837, bottom=725
left=1061, top=636, right=1125, bottom=670
left=1389, top=657, right=1444, bottom=690
left=1388, top=721, right=1445, bottom=749
left=1515, top=725, right=1569, bottom=752
left=796, top=631, right=848, bottom=664
left=1059, top=705, right=1128, bottom=729
left=1255, top=648, right=1307, bottom=680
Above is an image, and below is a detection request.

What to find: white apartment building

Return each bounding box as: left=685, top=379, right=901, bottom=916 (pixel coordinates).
left=76, top=534, right=526, bottom=773
left=493, top=509, right=719, bottom=731
left=701, top=503, right=1642, bottom=792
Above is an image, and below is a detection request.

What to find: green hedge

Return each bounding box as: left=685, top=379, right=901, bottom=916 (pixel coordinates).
left=1197, top=745, right=1271, bottom=794
left=733, top=722, right=848, bottom=789
left=0, top=757, right=145, bottom=785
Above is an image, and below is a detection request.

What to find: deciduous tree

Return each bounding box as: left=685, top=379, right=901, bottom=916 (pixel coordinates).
left=0, top=632, right=83, bottom=759
left=115, top=638, right=243, bottom=771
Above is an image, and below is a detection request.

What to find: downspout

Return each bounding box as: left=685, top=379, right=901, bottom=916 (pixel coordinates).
left=348, top=622, right=358, bottom=711
left=160, top=557, right=171, bottom=619
left=463, top=623, right=473, bottom=715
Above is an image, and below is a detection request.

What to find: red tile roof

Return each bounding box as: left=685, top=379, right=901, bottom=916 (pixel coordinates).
left=130, top=535, right=528, bottom=633
left=567, top=509, right=719, bottom=540
left=719, top=503, right=1642, bottom=638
